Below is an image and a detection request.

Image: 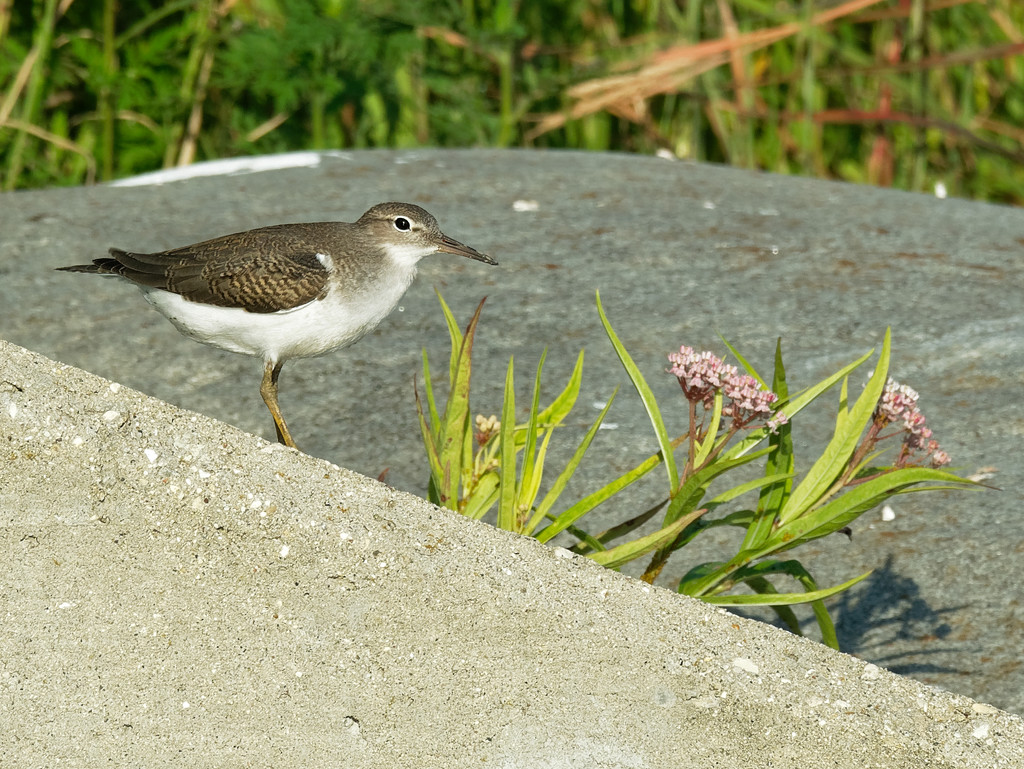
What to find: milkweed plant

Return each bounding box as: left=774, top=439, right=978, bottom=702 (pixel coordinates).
left=415, top=291, right=977, bottom=649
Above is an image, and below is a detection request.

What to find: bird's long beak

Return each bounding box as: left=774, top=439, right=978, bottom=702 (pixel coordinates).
left=437, top=234, right=497, bottom=265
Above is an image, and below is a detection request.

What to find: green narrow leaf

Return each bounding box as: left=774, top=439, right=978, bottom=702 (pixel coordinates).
left=702, top=570, right=870, bottom=607
left=434, top=288, right=464, bottom=386
left=436, top=298, right=486, bottom=509
left=536, top=440, right=667, bottom=544
left=707, top=473, right=794, bottom=508
left=724, top=345, right=875, bottom=461
left=462, top=473, right=500, bottom=520
left=414, top=384, right=443, bottom=505
left=664, top=447, right=773, bottom=526
left=693, top=389, right=724, bottom=467
left=420, top=349, right=440, bottom=433
left=588, top=507, right=706, bottom=569
left=569, top=494, right=666, bottom=554
left=497, top=358, right=517, bottom=532
left=596, top=290, right=679, bottom=493
left=719, top=334, right=765, bottom=387
left=778, top=330, right=892, bottom=525
left=765, top=467, right=978, bottom=554
left=526, top=388, right=618, bottom=535
left=729, top=560, right=841, bottom=649
left=532, top=350, right=584, bottom=434
left=744, top=339, right=794, bottom=550
left=517, top=349, right=548, bottom=519
left=741, top=576, right=803, bottom=636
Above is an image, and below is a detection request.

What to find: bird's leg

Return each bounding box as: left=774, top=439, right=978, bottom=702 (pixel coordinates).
left=260, top=360, right=298, bottom=449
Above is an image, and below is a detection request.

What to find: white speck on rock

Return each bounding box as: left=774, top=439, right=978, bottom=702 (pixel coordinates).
left=881, top=505, right=896, bottom=521
left=972, top=722, right=990, bottom=739
left=512, top=199, right=539, bottom=212
left=7, top=403, right=17, bottom=418
left=109, top=383, right=121, bottom=393
left=280, top=544, right=290, bottom=558
left=144, top=449, right=159, bottom=463
left=733, top=657, right=759, bottom=675
left=861, top=663, right=882, bottom=681
left=553, top=548, right=574, bottom=559
left=102, top=410, right=120, bottom=422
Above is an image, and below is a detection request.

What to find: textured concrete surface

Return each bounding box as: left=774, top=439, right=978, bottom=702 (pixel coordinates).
left=2, top=338, right=1022, bottom=768
left=1, top=149, right=1022, bottom=720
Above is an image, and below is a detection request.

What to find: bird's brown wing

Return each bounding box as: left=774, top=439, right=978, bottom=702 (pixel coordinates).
left=90, top=225, right=334, bottom=313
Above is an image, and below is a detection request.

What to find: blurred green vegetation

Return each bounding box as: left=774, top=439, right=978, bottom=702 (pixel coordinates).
left=2, top=0, right=1023, bottom=201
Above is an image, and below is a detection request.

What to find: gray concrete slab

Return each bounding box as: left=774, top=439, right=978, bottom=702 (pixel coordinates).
left=1, top=149, right=1022, bottom=720
left=1, top=338, right=1022, bottom=767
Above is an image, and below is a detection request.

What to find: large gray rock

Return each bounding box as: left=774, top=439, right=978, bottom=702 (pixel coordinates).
left=1, top=338, right=1021, bottom=767
left=1, top=149, right=1022, bottom=718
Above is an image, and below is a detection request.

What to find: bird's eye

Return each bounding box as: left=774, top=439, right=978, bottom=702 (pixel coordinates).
left=394, top=216, right=412, bottom=232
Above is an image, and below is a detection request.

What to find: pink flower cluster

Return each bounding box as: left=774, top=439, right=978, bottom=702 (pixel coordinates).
left=668, top=346, right=787, bottom=431
left=874, top=378, right=950, bottom=467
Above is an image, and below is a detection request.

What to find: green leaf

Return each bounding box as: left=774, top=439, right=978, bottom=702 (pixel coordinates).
left=434, top=288, right=464, bottom=386
left=740, top=576, right=803, bottom=636
left=536, top=443, right=666, bottom=544
left=531, top=350, right=584, bottom=437
left=516, top=349, right=548, bottom=520
left=596, top=290, right=679, bottom=493
left=720, top=334, right=765, bottom=387
left=414, top=383, right=443, bottom=505
left=744, top=339, right=794, bottom=550
left=497, top=358, right=518, bottom=531
left=777, top=329, right=892, bottom=525
left=526, top=388, right=619, bottom=536
left=588, top=508, right=706, bottom=569
left=569, top=495, right=666, bottom=554
left=728, top=560, right=841, bottom=648
left=724, top=345, right=875, bottom=461
left=693, top=390, right=724, bottom=467
left=708, top=473, right=794, bottom=507
left=664, top=447, right=773, bottom=526
left=420, top=349, right=440, bottom=433
left=436, top=298, right=486, bottom=509
left=462, top=473, right=500, bottom=521
left=702, top=570, right=870, bottom=607
left=765, top=467, right=978, bottom=553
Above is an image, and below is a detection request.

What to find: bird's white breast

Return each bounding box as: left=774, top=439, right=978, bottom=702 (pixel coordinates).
left=140, top=263, right=418, bottom=364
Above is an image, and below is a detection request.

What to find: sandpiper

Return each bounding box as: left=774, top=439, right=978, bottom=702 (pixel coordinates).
left=57, top=202, right=496, bottom=449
